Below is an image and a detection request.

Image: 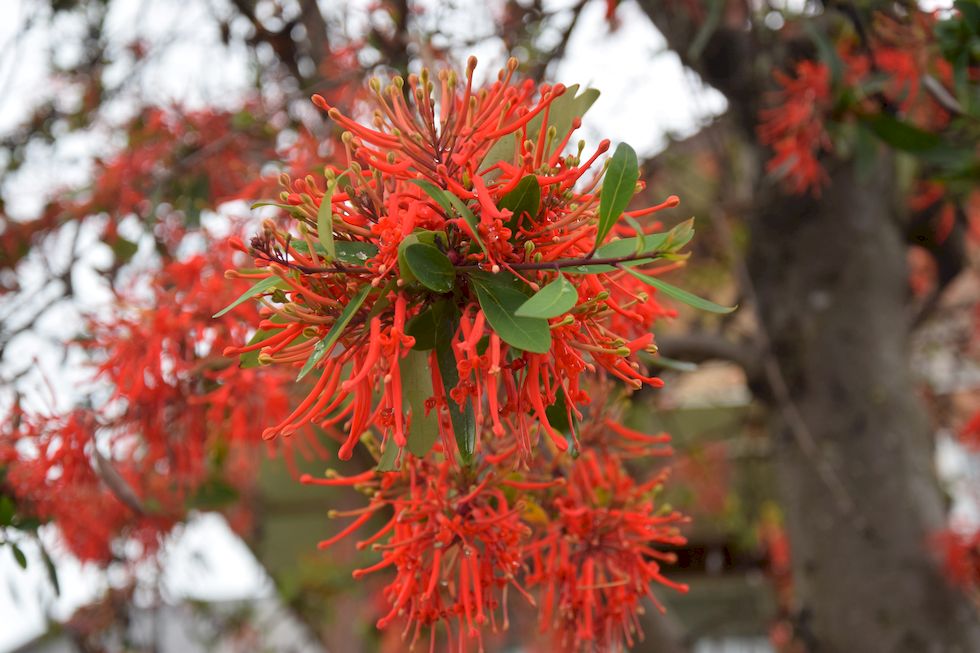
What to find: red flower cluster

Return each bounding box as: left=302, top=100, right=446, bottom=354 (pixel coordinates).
left=757, top=60, right=833, bottom=195
left=1, top=240, right=308, bottom=560
left=3, top=410, right=168, bottom=563
left=225, top=58, right=699, bottom=467
left=527, top=451, right=687, bottom=650
left=757, top=10, right=960, bottom=196
left=217, top=57, right=720, bottom=649
left=937, top=528, right=980, bottom=597
left=302, top=410, right=685, bottom=652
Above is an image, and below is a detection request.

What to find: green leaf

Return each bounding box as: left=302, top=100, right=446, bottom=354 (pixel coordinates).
left=406, top=305, right=438, bottom=350
left=11, top=543, right=27, bottom=569
left=648, top=355, right=699, bottom=372
left=213, top=276, right=284, bottom=318
left=569, top=218, right=694, bottom=273
left=542, top=85, right=599, bottom=152
left=377, top=440, right=401, bottom=471
left=366, top=278, right=397, bottom=319
left=434, top=303, right=476, bottom=463
left=297, top=284, right=372, bottom=380
left=480, top=134, right=517, bottom=177
left=110, top=236, right=139, bottom=263
left=189, top=477, right=240, bottom=510
left=396, top=231, right=444, bottom=285
left=661, top=217, right=695, bottom=251
left=409, top=179, right=486, bottom=254
left=596, top=143, right=639, bottom=246
left=336, top=241, right=378, bottom=264
left=38, top=541, right=60, bottom=595
left=400, top=349, right=439, bottom=457
left=596, top=237, right=643, bottom=259
left=401, top=243, right=455, bottom=293
left=315, top=172, right=349, bottom=261
left=239, top=328, right=277, bottom=368
left=317, top=183, right=337, bottom=260
left=569, top=89, right=601, bottom=132
left=624, top=268, right=736, bottom=314
left=499, top=175, right=541, bottom=230
left=251, top=201, right=307, bottom=219
left=471, top=273, right=552, bottom=354
left=480, top=85, right=598, bottom=176
left=545, top=387, right=578, bottom=458
left=688, top=0, right=723, bottom=61
left=239, top=316, right=310, bottom=369
left=290, top=240, right=378, bottom=265
left=805, top=20, right=844, bottom=86
left=515, top=275, right=578, bottom=318
left=0, top=496, right=14, bottom=526
left=863, top=114, right=943, bottom=153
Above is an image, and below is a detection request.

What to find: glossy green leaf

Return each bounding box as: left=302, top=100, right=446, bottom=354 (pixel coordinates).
left=297, top=284, right=371, bottom=380
left=515, top=275, right=578, bottom=318
left=434, top=303, right=476, bottom=463
left=564, top=219, right=695, bottom=274
left=290, top=240, right=378, bottom=265
left=406, top=304, right=439, bottom=350
left=471, top=274, right=552, bottom=354
left=316, top=182, right=337, bottom=260
left=396, top=231, right=446, bottom=285
left=401, top=243, right=455, bottom=293
left=336, top=241, right=379, bottom=264
left=624, top=268, right=736, bottom=314
left=400, top=349, right=439, bottom=457
left=213, top=276, right=284, bottom=318
left=596, top=143, right=639, bottom=247
left=499, top=175, right=541, bottom=230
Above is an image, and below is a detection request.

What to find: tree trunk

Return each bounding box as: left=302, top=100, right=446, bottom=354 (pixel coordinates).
left=748, top=159, right=980, bottom=652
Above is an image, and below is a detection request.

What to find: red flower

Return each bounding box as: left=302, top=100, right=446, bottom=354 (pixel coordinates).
left=936, top=528, right=980, bottom=591
left=302, top=452, right=539, bottom=652
left=757, top=61, right=833, bottom=196
left=526, top=451, right=688, bottom=650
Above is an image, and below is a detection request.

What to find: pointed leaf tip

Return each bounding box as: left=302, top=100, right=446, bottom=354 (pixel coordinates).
left=515, top=275, right=578, bottom=318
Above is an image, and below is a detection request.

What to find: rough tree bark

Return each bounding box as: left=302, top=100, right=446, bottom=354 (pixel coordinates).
left=634, top=1, right=980, bottom=650
left=749, top=160, right=980, bottom=652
